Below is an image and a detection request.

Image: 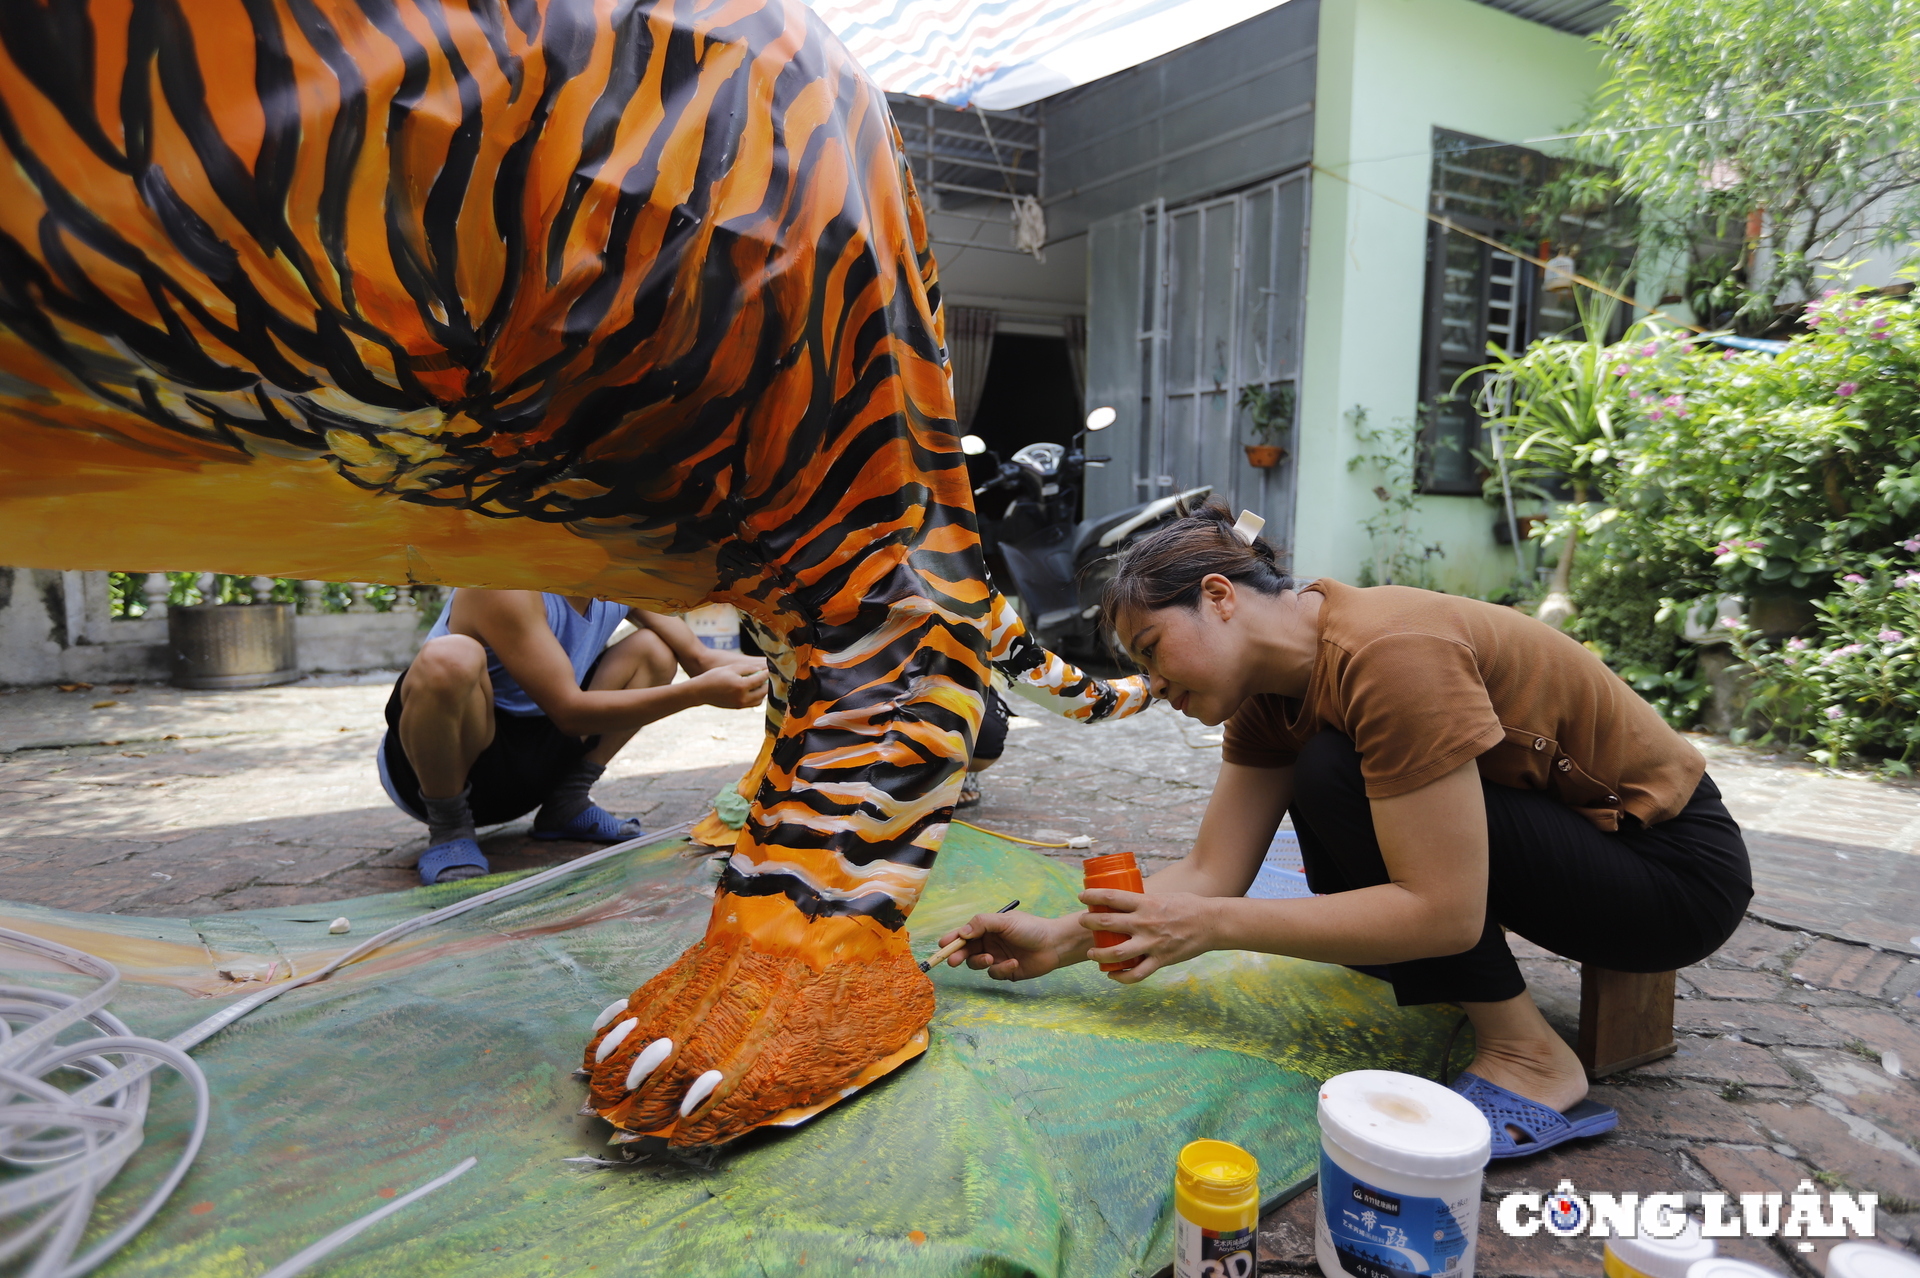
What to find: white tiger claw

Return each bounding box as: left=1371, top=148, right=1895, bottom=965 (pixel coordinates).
left=595, top=1017, right=638, bottom=1063
left=625, top=1038, right=673, bottom=1091
left=590, top=999, right=627, bottom=1031
left=679, top=1069, right=724, bottom=1117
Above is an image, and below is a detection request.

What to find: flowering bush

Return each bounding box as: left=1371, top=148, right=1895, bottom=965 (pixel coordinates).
left=1597, top=287, right=1920, bottom=596
left=1735, top=550, right=1920, bottom=772
left=1502, top=284, right=1920, bottom=763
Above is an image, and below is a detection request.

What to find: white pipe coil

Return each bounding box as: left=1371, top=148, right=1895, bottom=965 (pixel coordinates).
left=0, top=823, right=684, bottom=1276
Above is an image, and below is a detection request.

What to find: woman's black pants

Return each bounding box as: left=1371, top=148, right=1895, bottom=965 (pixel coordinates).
left=1290, top=731, right=1754, bottom=1006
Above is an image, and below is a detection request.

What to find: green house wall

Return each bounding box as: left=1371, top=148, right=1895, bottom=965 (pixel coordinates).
left=1295, top=0, right=1604, bottom=595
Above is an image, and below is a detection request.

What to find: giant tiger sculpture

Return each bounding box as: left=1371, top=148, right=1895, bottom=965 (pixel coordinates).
left=0, top=0, right=1150, bottom=1146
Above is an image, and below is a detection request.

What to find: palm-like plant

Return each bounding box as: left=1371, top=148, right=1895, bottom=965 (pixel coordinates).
left=1463, top=294, right=1657, bottom=626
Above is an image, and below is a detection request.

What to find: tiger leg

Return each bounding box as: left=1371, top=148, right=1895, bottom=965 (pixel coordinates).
left=583, top=598, right=979, bottom=1146
left=983, top=592, right=1155, bottom=721
left=690, top=595, right=1148, bottom=849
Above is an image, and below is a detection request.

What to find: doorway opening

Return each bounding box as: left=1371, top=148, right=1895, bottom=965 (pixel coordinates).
left=970, top=333, right=1082, bottom=462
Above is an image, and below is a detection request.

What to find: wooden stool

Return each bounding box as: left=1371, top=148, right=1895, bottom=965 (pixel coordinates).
left=1577, top=966, right=1677, bottom=1076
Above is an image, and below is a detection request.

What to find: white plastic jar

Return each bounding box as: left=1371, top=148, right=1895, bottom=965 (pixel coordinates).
left=1826, top=1243, right=1920, bottom=1278
left=1604, top=1215, right=1714, bottom=1278
left=1316, top=1071, right=1492, bottom=1278
left=1313, top=1066, right=1489, bottom=1274
left=1686, top=1259, right=1785, bottom=1278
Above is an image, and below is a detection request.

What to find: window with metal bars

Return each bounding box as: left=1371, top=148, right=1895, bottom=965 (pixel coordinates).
left=1415, top=127, right=1631, bottom=495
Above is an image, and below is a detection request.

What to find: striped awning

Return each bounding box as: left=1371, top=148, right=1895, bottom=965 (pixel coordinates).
left=805, top=0, right=1295, bottom=109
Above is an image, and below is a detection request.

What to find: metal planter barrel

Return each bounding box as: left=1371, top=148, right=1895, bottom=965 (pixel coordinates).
left=168, top=603, right=299, bottom=689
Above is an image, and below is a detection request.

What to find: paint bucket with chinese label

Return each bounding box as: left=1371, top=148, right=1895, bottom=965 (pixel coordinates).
left=683, top=603, right=740, bottom=650
left=1315, top=1070, right=1490, bottom=1278
left=1604, top=1216, right=1713, bottom=1278
left=1174, top=1138, right=1258, bottom=1278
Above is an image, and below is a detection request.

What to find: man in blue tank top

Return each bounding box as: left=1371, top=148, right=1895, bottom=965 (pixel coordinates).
left=377, top=590, right=768, bottom=884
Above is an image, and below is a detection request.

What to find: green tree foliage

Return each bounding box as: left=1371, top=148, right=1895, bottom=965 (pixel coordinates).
left=1466, top=295, right=1651, bottom=617
left=1345, top=406, right=1446, bottom=589
left=106, top=572, right=407, bottom=616
left=1492, top=286, right=1920, bottom=766
left=1570, top=0, right=1920, bottom=317
left=1605, top=291, right=1920, bottom=594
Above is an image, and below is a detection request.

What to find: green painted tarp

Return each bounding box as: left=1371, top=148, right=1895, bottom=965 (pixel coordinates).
left=0, top=827, right=1461, bottom=1277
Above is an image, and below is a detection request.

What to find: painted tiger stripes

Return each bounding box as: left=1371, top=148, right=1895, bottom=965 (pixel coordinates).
left=0, top=0, right=1148, bottom=1145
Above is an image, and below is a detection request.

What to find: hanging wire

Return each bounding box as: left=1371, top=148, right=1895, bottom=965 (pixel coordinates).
left=973, top=110, right=1048, bottom=261
left=1309, top=163, right=1704, bottom=332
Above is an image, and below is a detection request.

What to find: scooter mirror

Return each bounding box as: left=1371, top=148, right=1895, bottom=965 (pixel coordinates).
left=1085, top=406, right=1117, bottom=432
left=961, top=435, right=988, bottom=455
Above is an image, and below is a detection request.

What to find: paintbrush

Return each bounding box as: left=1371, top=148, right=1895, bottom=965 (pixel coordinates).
left=919, top=900, right=1020, bottom=972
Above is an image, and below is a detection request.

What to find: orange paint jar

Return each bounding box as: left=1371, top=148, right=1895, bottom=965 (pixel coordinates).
left=1082, top=851, right=1144, bottom=972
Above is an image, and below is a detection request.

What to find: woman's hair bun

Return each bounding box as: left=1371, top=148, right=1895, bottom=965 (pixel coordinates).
left=1098, top=496, right=1295, bottom=638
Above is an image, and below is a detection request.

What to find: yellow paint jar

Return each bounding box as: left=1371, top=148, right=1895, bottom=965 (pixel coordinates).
left=1604, top=1216, right=1713, bottom=1278
left=1174, top=1138, right=1259, bottom=1278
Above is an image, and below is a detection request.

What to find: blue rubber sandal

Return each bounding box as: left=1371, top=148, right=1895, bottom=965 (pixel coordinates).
left=417, top=837, right=490, bottom=886
left=1450, top=1071, right=1618, bottom=1160
left=531, top=804, right=644, bottom=843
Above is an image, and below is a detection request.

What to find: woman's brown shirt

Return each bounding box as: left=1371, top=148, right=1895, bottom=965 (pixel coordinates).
left=1220, top=580, right=1705, bottom=830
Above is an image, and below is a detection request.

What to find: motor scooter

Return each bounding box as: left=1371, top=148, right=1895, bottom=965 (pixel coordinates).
left=965, top=407, right=1210, bottom=660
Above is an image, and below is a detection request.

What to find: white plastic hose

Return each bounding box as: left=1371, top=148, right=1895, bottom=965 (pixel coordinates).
left=0, top=823, right=685, bottom=1276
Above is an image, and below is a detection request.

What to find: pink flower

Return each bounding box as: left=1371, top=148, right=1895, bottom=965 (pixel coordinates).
left=1870, top=317, right=1889, bottom=329
left=1611, top=364, right=1629, bottom=376
left=1900, top=571, right=1920, bottom=588
left=1900, top=538, right=1920, bottom=552
left=1808, top=317, right=1824, bottom=327
left=1787, top=638, right=1809, bottom=650
left=1663, top=395, right=1684, bottom=407
left=1844, top=573, right=1867, bottom=583
left=1838, top=382, right=1859, bottom=396
left=1648, top=409, right=1665, bottom=420
left=1873, top=332, right=1892, bottom=340
left=1640, top=344, right=1658, bottom=358
left=1744, top=539, right=1764, bottom=550
left=1878, top=629, right=1905, bottom=642
left=1825, top=706, right=1845, bottom=720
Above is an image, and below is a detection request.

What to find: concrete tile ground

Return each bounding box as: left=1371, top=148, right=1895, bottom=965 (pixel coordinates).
left=2, top=677, right=1918, bottom=1274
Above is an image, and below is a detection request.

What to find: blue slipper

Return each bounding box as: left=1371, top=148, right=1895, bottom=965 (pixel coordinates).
left=1450, top=1071, right=1618, bottom=1160
left=531, top=804, right=644, bottom=843
left=417, top=837, right=490, bottom=886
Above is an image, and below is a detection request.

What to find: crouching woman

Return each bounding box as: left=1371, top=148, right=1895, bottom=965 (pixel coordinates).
left=939, top=500, right=1752, bottom=1158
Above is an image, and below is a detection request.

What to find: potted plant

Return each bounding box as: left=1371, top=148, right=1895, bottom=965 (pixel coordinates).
left=1239, top=382, right=1293, bottom=468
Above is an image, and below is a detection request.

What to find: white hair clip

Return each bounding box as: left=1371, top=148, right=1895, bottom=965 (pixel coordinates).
left=1231, top=510, right=1266, bottom=545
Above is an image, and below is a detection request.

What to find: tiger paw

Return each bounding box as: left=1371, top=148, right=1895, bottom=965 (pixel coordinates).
left=580, top=896, right=934, bottom=1148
